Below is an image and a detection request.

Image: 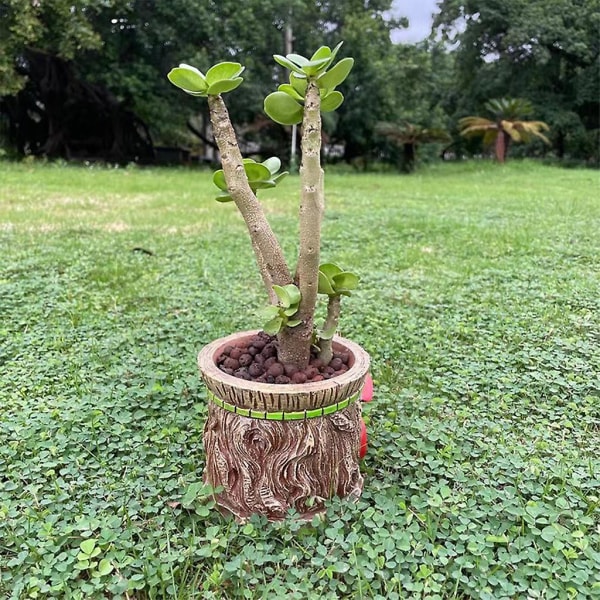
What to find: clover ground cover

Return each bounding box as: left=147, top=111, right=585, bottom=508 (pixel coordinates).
left=0, top=160, right=598, bottom=599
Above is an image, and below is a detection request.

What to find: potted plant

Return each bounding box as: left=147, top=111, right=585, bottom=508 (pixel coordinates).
left=168, top=42, right=371, bottom=521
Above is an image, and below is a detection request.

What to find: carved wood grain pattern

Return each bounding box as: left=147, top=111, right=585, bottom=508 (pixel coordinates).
left=198, top=331, right=370, bottom=412
left=203, top=400, right=364, bottom=521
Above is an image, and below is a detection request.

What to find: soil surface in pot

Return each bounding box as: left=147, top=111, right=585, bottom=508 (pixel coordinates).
left=216, top=331, right=351, bottom=384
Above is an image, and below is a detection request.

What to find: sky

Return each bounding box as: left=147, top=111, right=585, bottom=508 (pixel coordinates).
left=389, top=0, right=441, bottom=44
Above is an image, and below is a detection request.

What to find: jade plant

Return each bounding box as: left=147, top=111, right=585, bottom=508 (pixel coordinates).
left=168, top=43, right=358, bottom=369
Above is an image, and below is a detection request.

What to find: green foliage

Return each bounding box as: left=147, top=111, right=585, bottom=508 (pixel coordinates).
left=212, top=157, right=288, bottom=202
left=167, top=62, right=244, bottom=97
left=318, top=263, right=359, bottom=297
left=261, top=284, right=302, bottom=335
left=264, top=44, right=353, bottom=126
left=0, top=0, right=106, bottom=95
left=1, top=161, right=599, bottom=598
left=435, top=0, right=599, bottom=161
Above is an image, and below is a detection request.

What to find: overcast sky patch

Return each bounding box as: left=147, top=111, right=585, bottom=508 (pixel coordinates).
left=389, top=0, right=441, bottom=44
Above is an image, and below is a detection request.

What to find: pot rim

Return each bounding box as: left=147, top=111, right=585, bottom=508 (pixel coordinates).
left=198, top=329, right=370, bottom=399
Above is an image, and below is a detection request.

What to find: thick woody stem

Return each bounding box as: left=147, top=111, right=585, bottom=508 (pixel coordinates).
left=318, top=295, right=341, bottom=365
left=207, top=95, right=291, bottom=301
left=278, top=80, right=323, bottom=368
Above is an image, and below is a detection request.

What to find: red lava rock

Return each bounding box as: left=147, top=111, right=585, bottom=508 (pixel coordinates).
left=292, top=371, right=307, bottom=384
left=305, top=367, right=319, bottom=380
left=261, top=344, right=277, bottom=358
left=263, top=356, right=278, bottom=369
left=248, top=363, right=264, bottom=378
left=267, top=363, right=284, bottom=377
left=329, top=357, right=343, bottom=371
left=229, top=347, right=243, bottom=360
left=216, top=333, right=352, bottom=385
left=234, top=367, right=251, bottom=380
left=284, top=363, right=299, bottom=377
left=223, top=357, right=240, bottom=370
left=239, top=353, right=253, bottom=367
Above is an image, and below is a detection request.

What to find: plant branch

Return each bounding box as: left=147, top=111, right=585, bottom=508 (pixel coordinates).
left=281, top=80, right=324, bottom=366
left=207, top=94, right=291, bottom=300
left=318, top=295, right=341, bottom=364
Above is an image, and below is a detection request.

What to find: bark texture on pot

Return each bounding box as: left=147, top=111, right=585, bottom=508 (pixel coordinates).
left=198, top=331, right=370, bottom=521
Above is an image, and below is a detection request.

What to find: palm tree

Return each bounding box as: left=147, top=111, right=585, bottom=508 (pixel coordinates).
left=375, top=121, right=451, bottom=172
left=459, top=98, right=550, bottom=163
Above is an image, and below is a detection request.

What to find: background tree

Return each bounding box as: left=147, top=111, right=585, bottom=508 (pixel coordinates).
left=459, top=98, right=550, bottom=162
left=434, top=0, right=599, bottom=163
left=0, top=0, right=105, bottom=96
left=375, top=121, right=451, bottom=171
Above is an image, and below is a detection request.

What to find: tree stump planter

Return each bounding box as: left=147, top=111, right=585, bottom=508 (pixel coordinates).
left=198, top=330, right=370, bottom=521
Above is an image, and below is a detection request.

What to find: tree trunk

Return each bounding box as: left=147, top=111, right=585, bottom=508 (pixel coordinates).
left=495, top=127, right=510, bottom=163
left=403, top=142, right=416, bottom=172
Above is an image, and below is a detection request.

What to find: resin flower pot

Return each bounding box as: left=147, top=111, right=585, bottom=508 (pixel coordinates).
left=197, top=330, right=370, bottom=521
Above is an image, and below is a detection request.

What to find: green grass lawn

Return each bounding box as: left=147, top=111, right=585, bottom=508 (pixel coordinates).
left=1, top=159, right=599, bottom=599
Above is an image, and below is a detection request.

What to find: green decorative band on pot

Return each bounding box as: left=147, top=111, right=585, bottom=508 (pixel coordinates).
left=207, top=390, right=360, bottom=420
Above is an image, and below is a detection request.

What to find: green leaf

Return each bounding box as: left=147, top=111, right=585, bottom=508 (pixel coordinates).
left=321, top=91, right=344, bottom=112
left=282, top=284, right=301, bottom=306
left=301, top=56, right=333, bottom=76
left=486, top=535, right=509, bottom=544
left=264, top=92, right=303, bottom=125
left=261, top=157, right=281, bottom=176
left=182, top=481, right=206, bottom=507
left=319, top=263, right=343, bottom=279
left=263, top=317, right=284, bottom=335
left=251, top=179, right=277, bottom=190
left=277, top=83, right=304, bottom=101
left=205, top=62, right=244, bottom=85
left=318, top=271, right=336, bottom=295
left=273, top=285, right=292, bottom=308
left=283, top=306, right=298, bottom=317
left=287, top=53, right=309, bottom=67
left=286, top=319, right=302, bottom=328
left=329, top=41, right=344, bottom=63
left=273, top=284, right=300, bottom=308
left=167, top=65, right=208, bottom=95
left=79, top=539, right=96, bottom=555
left=207, top=78, right=243, bottom=95
left=290, top=73, right=308, bottom=96
left=96, top=559, right=113, bottom=577
left=215, top=192, right=234, bottom=203
left=273, top=55, right=305, bottom=75
left=310, top=46, right=332, bottom=63
left=244, top=162, right=272, bottom=183
left=212, top=170, right=227, bottom=191
left=272, top=172, right=289, bottom=185
left=260, top=305, right=280, bottom=320
left=317, top=58, right=354, bottom=90
left=332, top=271, right=359, bottom=291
